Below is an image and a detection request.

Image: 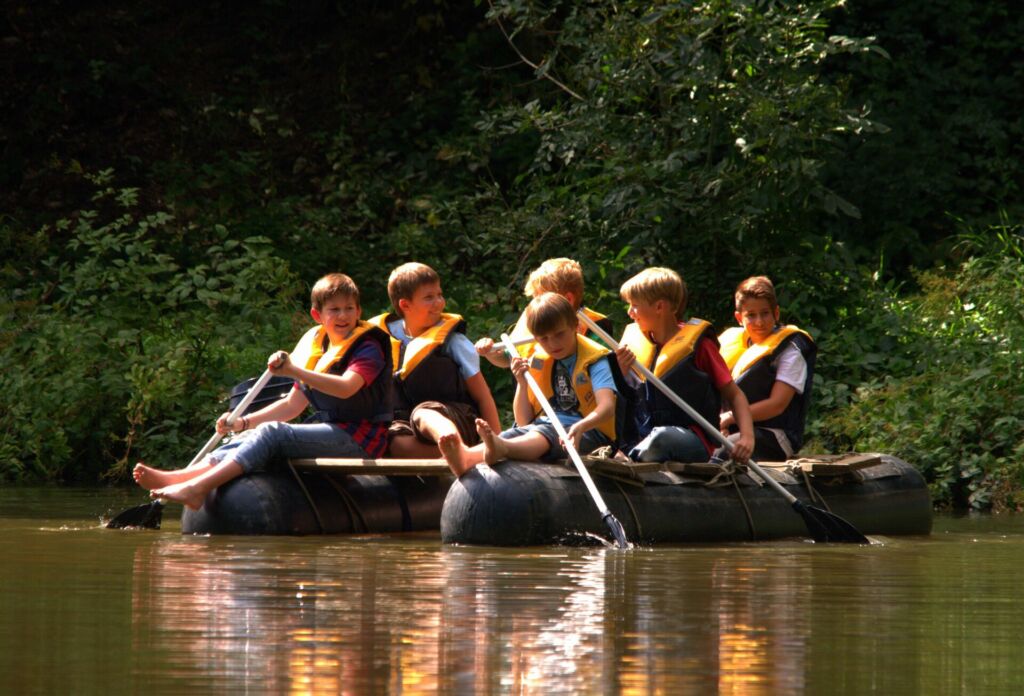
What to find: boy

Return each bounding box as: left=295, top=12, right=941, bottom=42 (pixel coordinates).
left=614, top=267, right=755, bottom=464
left=133, top=273, right=393, bottom=509
left=440, top=292, right=621, bottom=476
left=718, top=276, right=816, bottom=461
left=370, top=262, right=500, bottom=458
left=475, top=257, right=613, bottom=367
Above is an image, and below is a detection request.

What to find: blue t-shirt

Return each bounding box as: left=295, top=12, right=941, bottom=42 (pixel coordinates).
left=386, top=318, right=481, bottom=380
left=539, top=353, right=617, bottom=429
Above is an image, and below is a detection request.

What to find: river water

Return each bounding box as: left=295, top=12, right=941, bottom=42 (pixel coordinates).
left=1, top=487, right=1022, bottom=694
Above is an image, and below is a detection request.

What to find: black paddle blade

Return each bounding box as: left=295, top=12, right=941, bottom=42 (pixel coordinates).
left=792, top=499, right=869, bottom=544
left=106, top=500, right=164, bottom=530
left=602, top=511, right=631, bottom=549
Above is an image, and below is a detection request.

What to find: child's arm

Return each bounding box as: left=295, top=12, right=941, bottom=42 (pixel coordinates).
left=510, top=356, right=535, bottom=427
left=564, top=387, right=615, bottom=451
left=721, top=381, right=797, bottom=430
left=217, top=386, right=309, bottom=434
left=718, top=381, right=754, bottom=462
left=269, top=350, right=369, bottom=400
left=475, top=337, right=512, bottom=368
left=465, top=371, right=502, bottom=431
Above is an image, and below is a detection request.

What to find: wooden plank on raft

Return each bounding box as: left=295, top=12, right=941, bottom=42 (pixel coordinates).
left=794, top=453, right=883, bottom=475
left=290, top=458, right=452, bottom=476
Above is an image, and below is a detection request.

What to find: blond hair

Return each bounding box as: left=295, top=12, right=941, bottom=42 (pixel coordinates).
left=524, top=258, right=584, bottom=308
left=620, top=267, right=687, bottom=319
left=734, top=276, right=778, bottom=311
left=524, top=292, right=577, bottom=337
left=387, top=262, right=440, bottom=317
left=311, top=273, right=360, bottom=311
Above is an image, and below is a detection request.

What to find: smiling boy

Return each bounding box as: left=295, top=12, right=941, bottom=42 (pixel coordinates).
left=718, top=276, right=816, bottom=460
left=440, top=292, right=621, bottom=476
left=371, top=262, right=500, bottom=458
left=134, top=273, right=393, bottom=509
left=614, top=267, right=755, bottom=464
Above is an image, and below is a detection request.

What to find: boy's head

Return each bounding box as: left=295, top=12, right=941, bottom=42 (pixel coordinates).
left=387, top=262, right=442, bottom=318
left=734, top=276, right=780, bottom=342
left=524, top=258, right=585, bottom=310
left=524, top=292, right=578, bottom=359
left=311, top=273, right=361, bottom=312
left=620, top=267, right=686, bottom=320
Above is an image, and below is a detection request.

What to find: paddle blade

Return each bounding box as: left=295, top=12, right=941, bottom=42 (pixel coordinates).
left=602, top=511, right=631, bottom=549
left=792, top=499, right=869, bottom=544
left=106, top=500, right=164, bottom=530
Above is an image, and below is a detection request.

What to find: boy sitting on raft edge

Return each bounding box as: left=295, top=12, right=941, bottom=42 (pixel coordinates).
left=369, top=261, right=501, bottom=459
left=718, top=275, right=817, bottom=462
left=614, top=267, right=755, bottom=465
left=475, top=257, right=614, bottom=367
left=440, top=292, right=627, bottom=477
left=133, top=273, right=393, bottom=509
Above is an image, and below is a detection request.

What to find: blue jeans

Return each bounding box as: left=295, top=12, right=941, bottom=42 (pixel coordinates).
left=628, top=426, right=709, bottom=463
left=209, top=421, right=370, bottom=475
left=500, top=421, right=612, bottom=462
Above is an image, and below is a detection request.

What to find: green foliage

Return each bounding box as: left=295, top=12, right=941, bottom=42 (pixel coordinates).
left=808, top=220, right=1024, bottom=510
left=0, top=171, right=300, bottom=482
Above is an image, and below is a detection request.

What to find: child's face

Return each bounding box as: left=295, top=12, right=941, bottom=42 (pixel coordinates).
left=312, top=294, right=361, bottom=342
left=626, top=297, right=662, bottom=332
left=400, top=282, right=446, bottom=330
left=535, top=321, right=577, bottom=360
left=735, top=297, right=779, bottom=343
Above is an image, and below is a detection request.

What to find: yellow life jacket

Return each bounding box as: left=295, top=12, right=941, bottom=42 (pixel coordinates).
left=290, top=321, right=380, bottom=376
left=719, top=325, right=812, bottom=379
left=368, top=312, right=465, bottom=380
left=620, top=319, right=712, bottom=378
left=525, top=334, right=617, bottom=440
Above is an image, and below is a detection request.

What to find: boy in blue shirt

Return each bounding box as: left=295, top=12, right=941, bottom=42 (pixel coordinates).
left=441, top=292, right=621, bottom=476
left=370, top=262, right=501, bottom=458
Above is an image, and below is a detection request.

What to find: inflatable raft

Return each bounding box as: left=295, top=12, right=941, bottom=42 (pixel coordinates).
left=440, top=453, right=932, bottom=545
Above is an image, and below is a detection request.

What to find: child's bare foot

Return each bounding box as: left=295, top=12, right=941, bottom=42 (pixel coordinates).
left=133, top=462, right=208, bottom=490
left=439, top=432, right=478, bottom=477
left=150, top=481, right=208, bottom=511
left=475, top=419, right=509, bottom=465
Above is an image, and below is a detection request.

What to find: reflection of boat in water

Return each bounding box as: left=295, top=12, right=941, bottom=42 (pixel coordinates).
left=441, top=453, right=932, bottom=546
left=181, top=464, right=452, bottom=535
left=181, top=453, right=930, bottom=545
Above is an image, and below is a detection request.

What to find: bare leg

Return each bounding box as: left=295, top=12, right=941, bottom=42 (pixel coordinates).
left=388, top=434, right=441, bottom=458
left=438, top=432, right=485, bottom=477
left=150, top=460, right=245, bottom=511
left=133, top=461, right=213, bottom=490
left=475, top=419, right=509, bottom=465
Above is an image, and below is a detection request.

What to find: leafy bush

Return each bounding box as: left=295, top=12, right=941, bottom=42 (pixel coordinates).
left=0, top=170, right=300, bottom=482
left=808, top=217, right=1024, bottom=509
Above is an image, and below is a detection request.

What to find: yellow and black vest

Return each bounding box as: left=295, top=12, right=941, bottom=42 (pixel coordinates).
left=509, top=305, right=615, bottom=356
left=620, top=319, right=721, bottom=441
left=525, top=333, right=622, bottom=442
left=289, top=321, right=393, bottom=423
left=719, top=324, right=816, bottom=451
left=369, top=312, right=477, bottom=418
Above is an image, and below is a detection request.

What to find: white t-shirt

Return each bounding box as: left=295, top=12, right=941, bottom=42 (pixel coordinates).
left=772, top=342, right=808, bottom=394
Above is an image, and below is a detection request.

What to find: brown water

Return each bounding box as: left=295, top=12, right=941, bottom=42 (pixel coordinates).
left=1, top=487, right=1023, bottom=694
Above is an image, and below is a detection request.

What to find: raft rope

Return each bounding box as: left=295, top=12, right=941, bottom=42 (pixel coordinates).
left=798, top=466, right=833, bottom=512
left=703, top=459, right=758, bottom=540
left=323, top=474, right=369, bottom=533
left=286, top=461, right=326, bottom=533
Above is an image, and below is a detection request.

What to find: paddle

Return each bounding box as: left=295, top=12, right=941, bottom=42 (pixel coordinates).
left=486, top=335, right=535, bottom=354
left=577, top=312, right=869, bottom=544
left=499, top=333, right=630, bottom=549
left=106, top=369, right=276, bottom=529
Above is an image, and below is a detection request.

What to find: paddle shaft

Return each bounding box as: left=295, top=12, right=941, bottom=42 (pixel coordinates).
left=576, top=312, right=800, bottom=505
left=487, top=335, right=536, bottom=355
left=499, top=333, right=622, bottom=524
left=185, top=369, right=275, bottom=468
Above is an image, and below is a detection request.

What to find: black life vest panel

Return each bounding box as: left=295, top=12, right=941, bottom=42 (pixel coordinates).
left=719, top=325, right=817, bottom=451
left=620, top=319, right=721, bottom=443
left=290, top=322, right=394, bottom=424
left=368, top=312, right=477, bottom=418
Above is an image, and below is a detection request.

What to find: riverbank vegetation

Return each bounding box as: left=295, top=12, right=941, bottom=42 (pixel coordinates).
left=1, top=1, right=1021, bottom=508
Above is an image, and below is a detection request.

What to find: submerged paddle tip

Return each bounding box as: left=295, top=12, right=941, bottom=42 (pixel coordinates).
left=603, top=512, right=632, bottom=549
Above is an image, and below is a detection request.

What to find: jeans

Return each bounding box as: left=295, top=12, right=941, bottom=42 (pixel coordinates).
left=210, top=421, right=370, bottom=475
left=628, top=426, right=709, bottom=463
left=500, top=421, right=612, bottom=462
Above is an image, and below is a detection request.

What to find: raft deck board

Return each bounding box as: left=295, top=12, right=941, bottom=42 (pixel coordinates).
left=291, top=458, right=452, bottom=476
